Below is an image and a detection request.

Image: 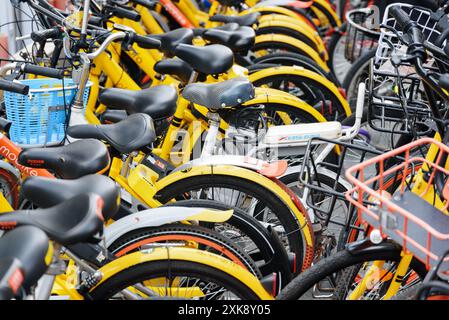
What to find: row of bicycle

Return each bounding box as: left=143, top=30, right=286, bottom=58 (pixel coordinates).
left=0, top=0, right=447, bottom=300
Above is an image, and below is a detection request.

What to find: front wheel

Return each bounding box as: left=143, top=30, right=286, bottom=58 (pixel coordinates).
left=155, top=174, right=311, bottom=273
left=278, top=244, right=427, bottom=300
left=108, top=223, right=261, bottom=279
left=89, top=258, right=267, bottom=300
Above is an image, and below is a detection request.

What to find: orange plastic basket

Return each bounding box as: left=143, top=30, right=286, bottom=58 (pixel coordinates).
left=345, top=137, right=449, bottom=272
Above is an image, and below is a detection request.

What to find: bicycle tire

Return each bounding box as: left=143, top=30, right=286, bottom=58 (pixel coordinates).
left=251, top=73, right=349, bottom=121
left=277, top=244, right=427, bottom=300
left=89, top=259, right=265, bottom=300
left=108, top=223, right=262, bottom=279
left=252, top=52, right=336, bottom=82
left=162, top=199, right=293, bottom=286
left=342, top=48, right=376, bottom=110
left=154, top=174, right=310, bottom=273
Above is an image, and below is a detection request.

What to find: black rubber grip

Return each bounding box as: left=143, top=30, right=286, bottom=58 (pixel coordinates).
left=390, top=6, right=424, bottom=46
left=134, top=34, right=161, bottom=49
left=88, top=15, right=103, bottom=27
left=439, top=74, right=449, bottom=92
left=0, top=79, right=29, bottom=95
left=107, top=5, right=141, bottom=21
left=130, top=0, right=156, bottom=9
left=390, top=6, right=413, bottom=31
left=23, top=64, right=64, bottom=79
left=30, top=27, right=61, bottom=43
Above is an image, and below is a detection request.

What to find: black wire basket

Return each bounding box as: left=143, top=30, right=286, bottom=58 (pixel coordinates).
left=297, top=137, right=383, bottom=240
left=367, top=3, right=447, bottom=136
left=345, top=7, right=380, bottom=62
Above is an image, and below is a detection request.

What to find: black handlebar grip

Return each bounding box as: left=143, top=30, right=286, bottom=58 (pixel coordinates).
left=88, top=15, right=103, bottom=27
left=390, top=6, right=424, bottom=47
left=134, top=34, right=161, bottom=49
left=0, top=79, right=29, bottom=95
left=439, top=74, right=449, bottom=92
left=130, top=0, right=156, bottom=9
left=389, top=6, right=413, bottom=31
left=30, top=27, right=61, bottom=43
left=23, top=64, right=64, bottom=79
left=108, top=5, right=141, bottom=21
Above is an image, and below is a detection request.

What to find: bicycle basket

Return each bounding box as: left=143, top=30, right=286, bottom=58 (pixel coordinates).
left=345, top=7, right=380, bottom=62
left=345, top=137, right=449, bottom=272
left=3, top=78, right=91, bottom=147
left=298, top=136, right=382, bottom=235
left=368, top=3, right=445, bottom=136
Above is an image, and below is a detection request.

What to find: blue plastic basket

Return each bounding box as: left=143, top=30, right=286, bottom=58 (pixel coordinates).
left=3, top=78, right=91, bottom=147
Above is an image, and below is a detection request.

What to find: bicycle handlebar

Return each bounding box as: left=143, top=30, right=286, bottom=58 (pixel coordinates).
left=31, top=27, right=62, bottom=43
left=130, top=0, right=157, bottom=9
left=85, top=31, right=161, bottom=60
left=389, top=6, right=426, bottom=57
left=0, top=79, right=29, bottom=95
left=104, top=4, right=141, bottom=22
left=22, top=64, right=64, bottom=79
left=133, top=33, right=161, bottom=49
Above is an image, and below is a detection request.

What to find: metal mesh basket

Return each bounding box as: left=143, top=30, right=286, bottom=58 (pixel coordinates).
left=345, top=7, right=380, bottom=62
left=345, top=137, right=449, bottom=272
left=368, top=3, right=445, bottom=135
left=298, top=136, right=382, bottom=238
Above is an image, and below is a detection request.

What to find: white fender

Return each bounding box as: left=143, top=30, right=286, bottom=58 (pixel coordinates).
left=104, top=206, right=233, bottom=246
left=254, top=0, right=297, bottom=7
left=173, top=155, right=287, bottom=178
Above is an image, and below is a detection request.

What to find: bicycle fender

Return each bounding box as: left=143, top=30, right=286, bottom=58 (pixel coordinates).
left=104, top=206, right=233, bottom=246
left=249, top=66, right=352, bottom=117
left=346, top=239, right=402, bottom=256
left=0, top=160, right=20, bottom=182
left=244, top=6, right=301, bottom=20
left=155, top=165, right=315, bottom=262
left=247, top=87, right=327, bottom=123
left=92, top=247, right=274, bottom=299
left=173, top=155, right=287, bottom=178
left=257, top=18, right=327, bottom=59
left=254, top=34, right=329, bottom=71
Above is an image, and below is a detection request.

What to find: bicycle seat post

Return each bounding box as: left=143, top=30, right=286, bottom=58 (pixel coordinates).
left=201, top=111, right=221, bottom=158
left=120, top=151, right=139, bottom=178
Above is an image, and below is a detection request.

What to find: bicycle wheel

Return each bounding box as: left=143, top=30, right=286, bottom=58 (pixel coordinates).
left=251, top=52, right=338, bottom=83
left=250, top=71, right=349, bottom=121
left=162, top=199, right=294, bottom=286
left=327, top=23, right=350, bottom=84
left=343, top=48, right=376, bottom=110
left=278, top=245, right=427, bottom=300
left=252, top=36, right=327, bottom=70
left=0, top=168, right=19, bottom=209
left=89, top=258, right=266, bottom=300
left=280, top=171, right=351, bottom=256
left=155, top=174, right=310, bottom=273
left=247, top=101, right=322, bottom=126
left=108, top=223, right=261, bottom=279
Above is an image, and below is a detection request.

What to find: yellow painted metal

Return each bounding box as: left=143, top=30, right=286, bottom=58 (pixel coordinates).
left=348, top=260, right=385, bottom=300
left=249, top=65, right=351, bottom=117
left=91, top=247, right=274, bottom=299
left=254, top=34, right=329, bottom=72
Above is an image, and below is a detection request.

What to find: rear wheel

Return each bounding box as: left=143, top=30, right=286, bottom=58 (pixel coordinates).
left=108, top=223, right=261, bottom=279
left=89, top=259, right=264, bottom=300
left=278, top=245, right=426, bottom=300
left=252, top=73, right=348, bottom=121
left=155, top=174, right=310, bottom=273
left=162, top=199, right=294, bottom=287
left=0, top=169, right=19, bottom=209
